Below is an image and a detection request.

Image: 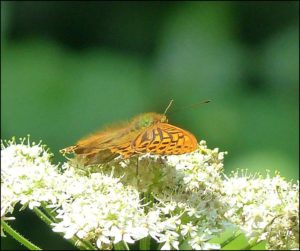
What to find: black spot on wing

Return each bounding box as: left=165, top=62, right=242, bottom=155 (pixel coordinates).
left=141, top=131, right=149, bottom=142
left=159, top=146, right=166, bottom=150
left=148, top=146, right=157, bottom=151
left=157, top=127, right=164, bottom=141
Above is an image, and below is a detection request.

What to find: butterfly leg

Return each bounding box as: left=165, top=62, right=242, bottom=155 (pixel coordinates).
left=136, top=157, right=139, bottom=188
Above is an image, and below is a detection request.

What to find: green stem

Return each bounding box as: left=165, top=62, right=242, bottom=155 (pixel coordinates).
left=114, top=241, right=130, bottom=250
left=220, top=231, right=242, bottom=248
left=1, top=220, right=42, bottom=250
left=40, top=203, right=57, bottom=223
left=242, top=240, right=263, bottom=250
left=157, top=242, right=164, bottom=250
left=123, top=241, right=130, bottom=250
left=32, top=207, right=53, bottom=225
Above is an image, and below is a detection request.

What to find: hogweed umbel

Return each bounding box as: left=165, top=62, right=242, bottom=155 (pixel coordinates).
left=1, top=136, right=299, bottom=250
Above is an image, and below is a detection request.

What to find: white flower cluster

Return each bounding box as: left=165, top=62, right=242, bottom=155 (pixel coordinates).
left=1, top=137, right=299, bottom=250
left=1, top=138, right=149, bottom=249
left=52, top=163, right=149, bottom=249
left=72, top=140, right=229, bottom=250
left=1, top=137, right=60, bottom=215
left=223, top=170, right=299, bottom=250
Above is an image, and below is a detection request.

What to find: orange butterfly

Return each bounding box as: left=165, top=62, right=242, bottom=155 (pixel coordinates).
left=61, top=102, right=198, bottom=165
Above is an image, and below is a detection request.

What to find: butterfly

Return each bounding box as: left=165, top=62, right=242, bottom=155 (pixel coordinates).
left=61, top=102, right=199, bottom=165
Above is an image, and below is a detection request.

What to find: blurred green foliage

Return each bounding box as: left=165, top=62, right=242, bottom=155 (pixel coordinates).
left=1, top=1, right=299, bottom=250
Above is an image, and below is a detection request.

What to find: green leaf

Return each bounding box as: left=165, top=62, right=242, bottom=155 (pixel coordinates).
left=139, top=236, right=151, bottom=250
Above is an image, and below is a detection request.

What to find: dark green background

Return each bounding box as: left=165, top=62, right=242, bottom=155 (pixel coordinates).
left=1, top=1, right=299, bottom=250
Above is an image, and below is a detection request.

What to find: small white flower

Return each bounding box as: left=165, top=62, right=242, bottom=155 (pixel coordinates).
left=181, top=222, right=198, bottom=237
left=129, top=227, right=148, bottom=240
left=160, top=231, right=180, bottom=250
left=109, top=226, right=123, bottom=244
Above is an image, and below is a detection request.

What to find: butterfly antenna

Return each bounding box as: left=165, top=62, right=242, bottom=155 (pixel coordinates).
left=163, top=99, right=174, bottom=115
left=187, top=99, right=211, bottom=109
left=172, top=99, right=211, bottom=113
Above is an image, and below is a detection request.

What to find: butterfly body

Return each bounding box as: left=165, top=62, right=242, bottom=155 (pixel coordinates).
left=61, top=112, right=198, bottom=165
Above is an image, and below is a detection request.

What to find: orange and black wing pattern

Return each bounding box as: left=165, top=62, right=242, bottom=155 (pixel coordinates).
left=131, top=123, right=198, bottom=155
left=109, top=141, right=136, bottom=159
left=61, top=122, right=198, bottom=162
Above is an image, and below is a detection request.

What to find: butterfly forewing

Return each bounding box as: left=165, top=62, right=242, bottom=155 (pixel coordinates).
left=132, top=123, right=198, bottom=155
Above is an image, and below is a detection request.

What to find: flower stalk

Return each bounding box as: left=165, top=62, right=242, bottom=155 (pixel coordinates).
left=1, top=220, right=41, bottom=250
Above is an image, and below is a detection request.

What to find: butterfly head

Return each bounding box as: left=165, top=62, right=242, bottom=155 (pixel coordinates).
left=133, top=113, right=167, bottom=130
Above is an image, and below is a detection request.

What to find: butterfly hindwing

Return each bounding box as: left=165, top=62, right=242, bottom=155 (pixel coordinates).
left=110, top=142, right=135, bottom=159
left=132, top=123, right=198, bottom=155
